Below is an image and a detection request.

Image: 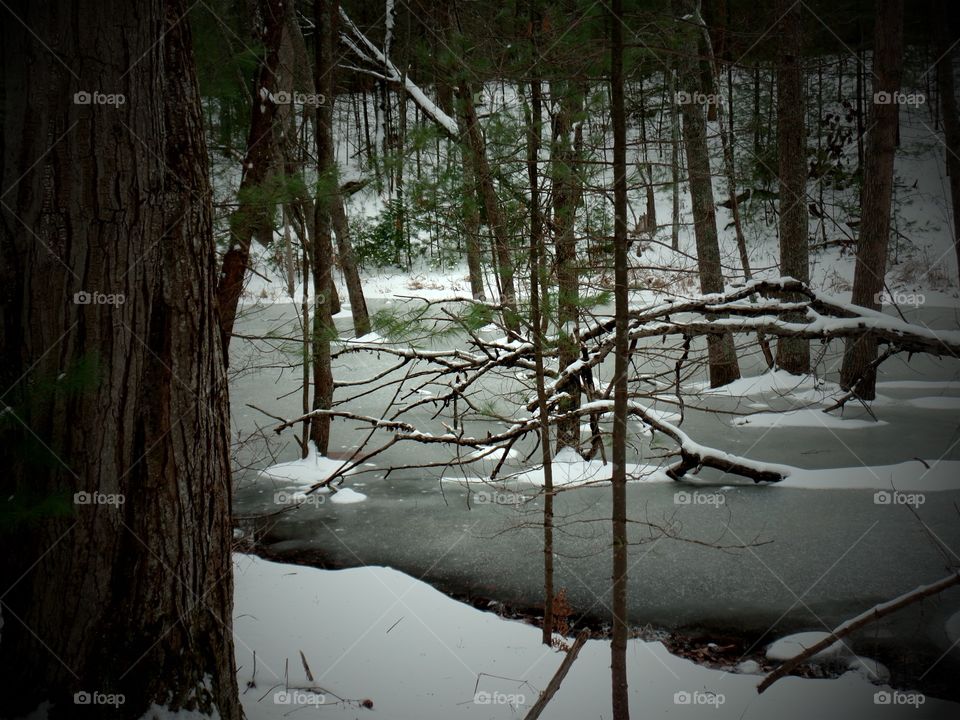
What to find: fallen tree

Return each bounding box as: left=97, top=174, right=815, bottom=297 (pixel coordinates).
left=266, top=278, right=960, bottom=493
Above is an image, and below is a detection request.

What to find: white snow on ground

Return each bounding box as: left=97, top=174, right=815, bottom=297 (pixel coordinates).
left=876, top=380, right=960, bottom=390
left=780, top=460, right=960, bottom=491
left=259, top=444, right=350, bottom=485
left=691, top=370, right=836, bottom=397
left=766, top=632, right=848, bottom=661
left=328, top=487, right=367, bottom=504
left=232, top=553, right=957, bottom=719
left=732, top=408, right=886, bottom=429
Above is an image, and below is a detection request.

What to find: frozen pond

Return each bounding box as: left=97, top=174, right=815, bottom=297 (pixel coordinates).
left=230, top=299, right=960, bottom=701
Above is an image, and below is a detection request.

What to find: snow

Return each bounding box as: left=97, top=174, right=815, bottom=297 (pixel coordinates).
left=691, top=369, right=834, bottom=397
left=231, top=553, right=957, bottom=719
left=766, top=632, right=848, bottom=662
left=732, top=408, right=886, bottom=429
left=329, top=487, right=367, bottom=504
left=780, top=460, right=960, bottom=491
left=259, top=444, right=349, bottom=485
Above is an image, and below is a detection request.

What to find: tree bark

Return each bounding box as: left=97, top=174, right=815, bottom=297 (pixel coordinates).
left=775, top=0, right=810, bottom=373
left=610, top=1, right=630, bottom=717
left=839, top=0, right=903, bottom=399
left=456, top=82, right=520, bottom=332
left=935, top=0, right=960, bottom=287
left=0, top=1, right=240, bottom=717
left=310, top=0, right=338, bottom=454
left=216, top=0, right=287, bottom=355
left=674, top=0, right=741, bottom=387
left=551, top=80, right=585, bottom=451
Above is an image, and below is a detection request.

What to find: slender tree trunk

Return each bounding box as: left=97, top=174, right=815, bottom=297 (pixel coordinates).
left=552, top=80, right=584, bottom=452
left=668, top=68, right=681, bottom=250
left=330, top=198, right=371, bottom=336
left=462, top=153, right=487, bottom=299
left=775, top=0, right=811, bottom=373
left=0, top=1, right=241, bottom=717
left=675, top=0, right=741, bottom=387
left=284, top=4, right=369, bottom=336
left=610, top=2, right=630, bottom=717
left=935, top=0, right=960, bottom=286
left=525, top=68, right=555, bottom=646
left=456, top=82, right=519, bottom=331
left=839, top=0, right=903, bottom=399
left=310, top=0, right=338, bottom=453
left=216, top=0, right=287, bottom=355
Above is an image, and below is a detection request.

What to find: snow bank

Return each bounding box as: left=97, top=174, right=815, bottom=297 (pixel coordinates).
left=232, top=553, right=957, bottom=719
left=732, top=408, right=885, bottom=429
left=780, top=460, right=960, bottom=491
left=692, top=370, right=836, bottom=397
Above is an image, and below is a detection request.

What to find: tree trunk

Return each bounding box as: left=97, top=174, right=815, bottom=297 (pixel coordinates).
left=675, top=0, right=741, bottom=387
left=936, top=0, right=960, bottom=286
left=0, top=1, right=241, bottom=717
left=839, top=0, right=903, bottom=399
left=524, top=69, right=555, bottom=646
left=283, top=4, right=369, bottom=336
left=310, top=0, right=338, bottom=453
left=331, top=198, right=371, bottom=336
left=456, top=82, right=520, bottom=332
left=216, top=0, right=287, bottom=355
left=551, top=80, right=584, bottom=452
left=610, top=2, right=630, bottom=718
left=775, top=0, right=811, bottom=373
left=454, top=101, right=487, bottom=300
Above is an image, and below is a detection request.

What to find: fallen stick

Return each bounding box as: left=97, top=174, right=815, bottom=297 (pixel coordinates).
left=524, top=630, right=590, bottom=720
left=757, top=571, right=960, bottom=693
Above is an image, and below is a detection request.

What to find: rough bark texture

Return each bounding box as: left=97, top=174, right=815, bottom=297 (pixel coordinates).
left=0, top=1, right=240, bottom=717
left=217, top=0, right=287, bottom=354
left=675, top=0, right=741, bottom=387
left=309, top=0, right=337, bottom=454
left=610, top=1, right=630, bottom=717
left=936, top=1, right=960, bottom=287
left=839, top=0, right=903, bottom=399
left=775, top=0, right=811, bottom=373
left=551, top=81, right=584, bottom=452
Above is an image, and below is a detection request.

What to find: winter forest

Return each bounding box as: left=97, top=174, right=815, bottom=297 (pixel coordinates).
left=2, top=0, right=960, bottom=718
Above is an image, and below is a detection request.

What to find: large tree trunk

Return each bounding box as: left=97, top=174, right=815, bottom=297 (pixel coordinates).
left=609, top=2, right=630, bottom=717
left=674, top=0, right=741, bottom=387
left=309, top=0, right=338, bottom=454
left=0, top=1, right=241, bottom=717
left=775, top=0, right=811, bottom=373
left=839, top=0, right=903, bottom=399
left=936, top=0, right=960, bottom=287
left=551, top=81, right=585, bottom=452
left=216, top=0, right=287, bottom=355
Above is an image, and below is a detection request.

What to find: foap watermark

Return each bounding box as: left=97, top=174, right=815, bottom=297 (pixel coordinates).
left=874, top=490, right=925, bottom=508
left=474, top=490, right=529, bottom=506
left=873, top=90, right=925, bottom=106
left=474, top=691, right=525, bottom=707
left=74, top=90, right=126, bottom=107
left=674, top=490, right=725, bottom=507
left=675, top=90, right=723, bottom=107
left=269, top=90, right=326, bottom=107
left=274, top=490, right=325, bottom=507
left=74, top=691, right=125, bottom=708
left=73, top=290, right=125, bottom=306
left=674, top=690, right=725, bottom=708
left=274, top=690, right=326, bottom=707
left=874, top=289, right=925, bottom=307
left=74, top=491, right=125, bottom=507
left=874, top=690, right=925, bottom=707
